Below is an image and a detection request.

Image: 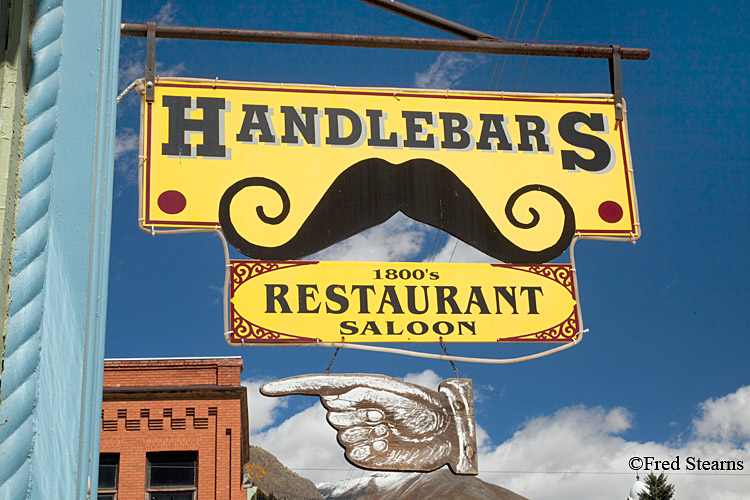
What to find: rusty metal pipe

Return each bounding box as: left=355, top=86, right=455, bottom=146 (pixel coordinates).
left=357, top=0, right=497, bottom=40
left=120, top=23, right=650, bottom=60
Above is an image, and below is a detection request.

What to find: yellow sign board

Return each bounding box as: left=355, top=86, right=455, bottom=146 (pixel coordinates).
left=228, top=261, right=579, bottom=345
left=140, top=78, right=639, bottom=263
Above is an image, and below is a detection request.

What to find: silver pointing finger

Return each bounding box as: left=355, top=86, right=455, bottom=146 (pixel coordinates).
left=328, top=408, right=384, bottom=427
left=340, top=424, right=390, bottom=444
left=350, top=445, right=370, bottom=461
left=340, top=427, right=371, bottom=444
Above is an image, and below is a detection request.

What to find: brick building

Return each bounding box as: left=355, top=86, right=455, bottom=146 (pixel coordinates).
left=99, top=357, right=250, bottom=500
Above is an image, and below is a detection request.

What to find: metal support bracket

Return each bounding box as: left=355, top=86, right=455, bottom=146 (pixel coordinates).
left=358, top=0, right=497, bottom=41
left=145, top=21, right=156, bottom=103
left=609, top=44, right=623, bottom=124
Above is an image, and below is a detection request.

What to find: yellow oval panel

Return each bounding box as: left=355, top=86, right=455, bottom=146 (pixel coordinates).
left=229, top=261, right=579, bottom=345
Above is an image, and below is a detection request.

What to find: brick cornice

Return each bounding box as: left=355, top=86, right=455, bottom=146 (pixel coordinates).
left=102, top=384, right=250, bottom=467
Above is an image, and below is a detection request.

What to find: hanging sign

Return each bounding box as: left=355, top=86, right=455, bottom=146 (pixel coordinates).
left=139, top=78, right=639, bottom=264
left=261, top=374, right=478, bottom=475
left=228, top=260, right=578, bottom=345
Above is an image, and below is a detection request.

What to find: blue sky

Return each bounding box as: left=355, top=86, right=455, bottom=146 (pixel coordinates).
left=108, top=1, right=749, bottom=498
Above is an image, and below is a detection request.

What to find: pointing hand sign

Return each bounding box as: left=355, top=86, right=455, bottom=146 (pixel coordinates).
left=261, top=373, right=477, bottom=475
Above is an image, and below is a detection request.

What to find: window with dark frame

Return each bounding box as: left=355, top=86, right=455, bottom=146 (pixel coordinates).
left=146, top=451, right=198, bottom=500
left=97, top=453, right=119, bottom=500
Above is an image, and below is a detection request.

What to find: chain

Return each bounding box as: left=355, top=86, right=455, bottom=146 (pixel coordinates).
left=325, top=346, right=341, bottom=374
left=439, top=337, right=459, bottom=378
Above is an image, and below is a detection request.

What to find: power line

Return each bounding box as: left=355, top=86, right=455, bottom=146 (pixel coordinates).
left=494, top=0, right=530, bottom=90
left=487, top=0, right=522, bottom=90
left=288, top=467, right=750, bottom=477
left=515, top=0, right=553, bottom=90
left=102, top=464, right=750, bottom=477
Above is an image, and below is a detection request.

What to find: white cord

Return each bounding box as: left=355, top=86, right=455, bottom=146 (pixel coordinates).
left=117, top=80, right=139, bottom=104
left=312, top=331, right=586, bottom=364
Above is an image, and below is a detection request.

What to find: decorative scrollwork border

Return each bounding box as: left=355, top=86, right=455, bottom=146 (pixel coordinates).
left=491, top=263, right=573, bottom=294
left=231, top=260, right=318, bottom=295
left=230, top=304, right=317, bottom=343
left=498, top=307, right=580, bottom=342
left=491, top=264, right=579, bottom=342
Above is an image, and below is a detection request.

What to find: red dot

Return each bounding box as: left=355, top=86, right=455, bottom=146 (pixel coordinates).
left=598, top=201, right=623, bottom=223
left=158, top=190, right=187, bottom=215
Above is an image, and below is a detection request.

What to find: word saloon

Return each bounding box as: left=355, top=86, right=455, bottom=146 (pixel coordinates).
left=228, top=261, right=579, bottom=345
left=140, top=79, right=640, bottom=262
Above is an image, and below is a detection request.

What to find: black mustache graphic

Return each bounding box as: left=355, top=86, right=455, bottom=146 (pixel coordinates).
left=218, top=158, right=575, bottom=264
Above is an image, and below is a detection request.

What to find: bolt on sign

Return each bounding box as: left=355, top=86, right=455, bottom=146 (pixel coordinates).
left=139, top=78, right=640, bottom=265
left=228, top=261, right=578, bottom=345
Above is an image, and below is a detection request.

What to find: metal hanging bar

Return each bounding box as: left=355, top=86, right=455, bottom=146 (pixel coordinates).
left=609, top=44, right=624, bottom=123
left=145, top=22, right=156, bottom=103
left=120, top=24, right=650, bottom=61
left=357, top=0, right=497, bottom=40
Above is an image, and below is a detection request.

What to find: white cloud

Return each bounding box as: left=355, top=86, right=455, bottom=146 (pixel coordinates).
left=305, top=213, right=498, bottom=264
left=243, top=377, right=289, bottom=432
left=478, top=405, right=638, bottom=498
left=249, top=384, right=750, bottom=498
left=431, top=236, right=499, bottom=264
left=402, top=368, right=442, bottom=389
left=250, top=405, right=353, bottom=484
left=305, top=211, right=496, bottom=264
left=155, top=2, right=177, bottom=25
left=414, top=53, right=480, bottom=89
left=113, top=128, right=140, bottom=192
left=117, top=2, right=181, bottom=97
left=478, top=389, right=750, bottom=500
left=474, top=383, right=497, bottom=406
left=118, top=54, right=145, bottom=90
left=114, top=128, right=139, bottom=161
left=309, top=213, right=427, bottom=262
left=208, top=284, right=224, bottom=306
left=118, top=52, right=186, bottom=93
left=693, top=386, right=750, bottom=444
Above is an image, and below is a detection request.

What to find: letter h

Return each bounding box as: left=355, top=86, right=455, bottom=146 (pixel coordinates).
left=162, top=95, right=226, bottom=158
